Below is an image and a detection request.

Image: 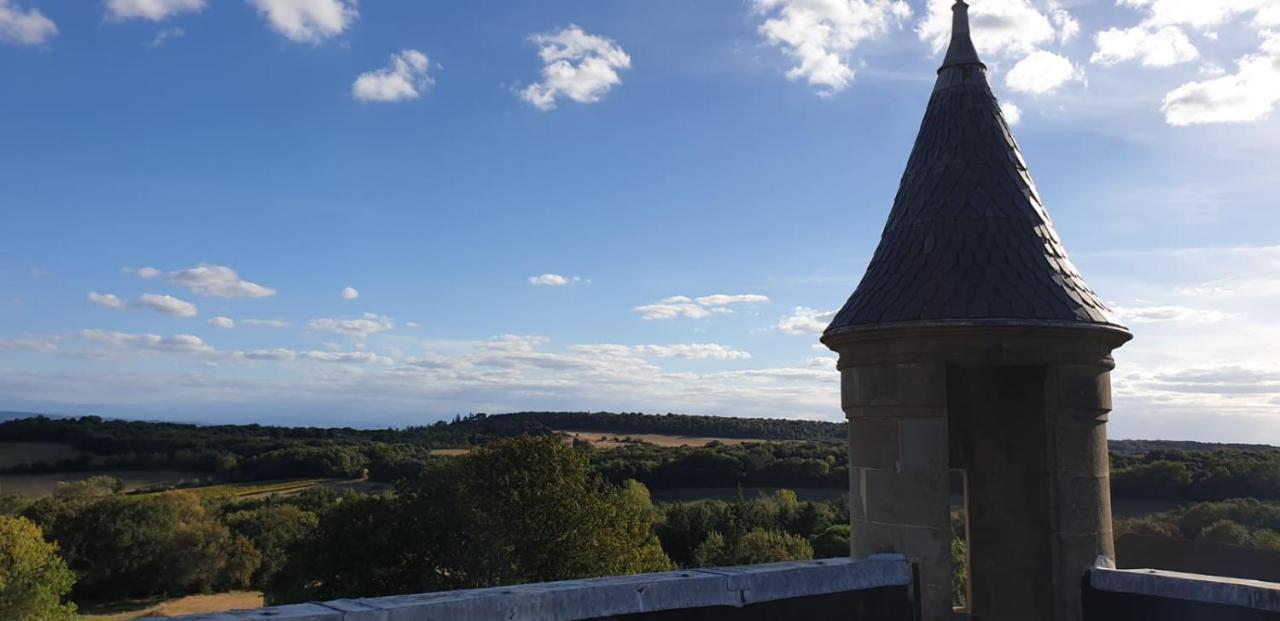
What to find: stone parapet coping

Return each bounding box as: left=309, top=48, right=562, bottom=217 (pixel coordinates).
left=171, top=555, right=912, bottom=621
left=1091, top=567, right=1280, bottom=612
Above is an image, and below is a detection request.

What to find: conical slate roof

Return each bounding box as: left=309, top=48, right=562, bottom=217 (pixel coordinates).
left=823, top=0, right=1125, bottom=340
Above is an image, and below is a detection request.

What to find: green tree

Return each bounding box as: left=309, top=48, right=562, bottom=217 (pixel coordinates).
left=810, top=524, right=850, bottom=558
left=225, top=504, right=319, bottom=589
left=0, top=516, right=76, bottom=621
left=690, top=528, right=813, bottom=566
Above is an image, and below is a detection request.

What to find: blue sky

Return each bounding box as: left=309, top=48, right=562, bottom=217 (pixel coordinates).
left=1, top=0, right=1278, bottom=442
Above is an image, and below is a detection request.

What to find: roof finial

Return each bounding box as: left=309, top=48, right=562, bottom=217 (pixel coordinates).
left=939, top=0, right=984, bottom=72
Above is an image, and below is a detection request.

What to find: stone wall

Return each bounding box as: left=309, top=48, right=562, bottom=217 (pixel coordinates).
left=170, top=556, right=917, bottom=621
left=1084, top=567, right=1280, bottom=621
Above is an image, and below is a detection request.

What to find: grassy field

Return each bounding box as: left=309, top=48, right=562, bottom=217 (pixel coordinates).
left=79, top=591, right=263, bottom=620
left=556, top=429, right=762, bottom=449
left=0, top=441, right=83, bottom=468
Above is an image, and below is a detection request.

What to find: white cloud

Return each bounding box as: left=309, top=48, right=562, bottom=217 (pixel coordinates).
left=106, top=0, right=206, bottom=21
left=776, top=306, right=837, bottom=335
left=160, top=264, right=276, bottom=298
left=240, top=319, right=289, bottom=328
left=0, top=0, right=56, bottom=46
left=87, top=292, right=126, bottom=310
left=149, top=27, right=185, bottom=47
left=352, top=49, right=433, bottom=103
left=303, top=350, right=393, bottom=365
left=138, top=293, right=198, bottom=317
left=1051, top=8, right=1080, bottom=43
left=917, top=0, right=1059, bottom=59
left=136, top=267, right=162, bottom=279
left=1112, top=304, right=1235, bottom=323
left=404, top=321, right=422, bottom=328
left=1005, top=50, right=1084, bottom=94
left=247, top=0, right=357, bottom=43
left=1091, top=25, right=1198, bottom=67
left=242, top=348, right=297, bottom=361
left=341, top=286, right=359, bottom=300
left=80, top=329, right=213, bottom=354
left=753, top=0, right=912, bottom=94
left=634, top=344, right=752, bottom=360
left=1162, top=32, right=1280, bottom=125
left=519, top=25, right=630, bottom=111
left=308, top=313, right=394, bottom=338
left=695, top=294, right=770, bottom=306
left=0, top=335, right=58, bottom=353
left=528, top=273, right=585, bottom=286
left=208, top=316, right=235, bottom=329
left=1000, top=101, right=1022, bottom=125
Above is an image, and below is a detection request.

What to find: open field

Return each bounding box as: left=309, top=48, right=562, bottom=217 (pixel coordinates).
left=0, top=441, right=83, bottom=468
left=79, top=591, right=263, bottom=620
left=0, top=469, right=210, bottom=497
left=557, top=429, right=764, bottom=449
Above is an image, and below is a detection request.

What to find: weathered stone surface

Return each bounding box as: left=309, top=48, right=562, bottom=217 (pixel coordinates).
left=168, top=558, right=915, bottom=621
left=842, top=363, right=946, bottom=408
left=848, top=417, right=899, bottom=470
left=1090, top=568, right=1280, bottom=613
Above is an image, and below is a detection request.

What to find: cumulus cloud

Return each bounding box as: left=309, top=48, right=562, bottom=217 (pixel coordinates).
left=241, top=348, right=297, bottom=361
left=1139, top=365, right=1280, bottom=395
left=0, top=0, right=56, bottom=46
left=1091, top=25, right=1198, bottom=67
left=528, top=273, right=585, bottom=286
left=1005, top=50, right=1084, bottom=94
left=1000, top=101, right=1022, bottom=125
left=341, top=286, right=359, bottom=300
left=303, top=350, right=393, bottom=365
left=0, top=335, right=59, bottom=353
left=1162, top=32, right=1280, bottom=126
left=137, top=293, right=198, bottom=317
left=917, top=0, right=1060, bottom=58
left=240, top=319, right=289, bottom=328
left=148, top=264, right=276, bottom=298
left=519, top=25, right=630, bottom=111
left=248, top=0, right=357, bottom=43
left=1112, top=304, right=1235, bottom=323
left=632, top=293, right=769, bottom=320
left=352, top=49, right=433, bottom=103
left=88, top=292, right=126, bottom=310
left=695, top=294, right=770, bottom=306
left=1104, top=0, right=1280, bottom=125
left=633, top=344, right=752, bottom=360
left=208, top=316, right=235, bottom=329
left=105, top=0, right=206, bottom=21
left=80, top=329, right=213, bottom=354
left=308, top=313, right=395, bottom=338
left=776, top=306, right=837, bottom=335
left=753, top=0, right=911, bottom=94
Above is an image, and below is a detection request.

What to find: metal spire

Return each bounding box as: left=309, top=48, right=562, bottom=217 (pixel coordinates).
left=939, top=0, right=984, bottom=72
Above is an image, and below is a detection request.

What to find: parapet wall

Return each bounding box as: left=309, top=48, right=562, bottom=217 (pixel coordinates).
left=172, top=556, right=916, bottom=621
left=1085, top=567, right=1280, bottom=621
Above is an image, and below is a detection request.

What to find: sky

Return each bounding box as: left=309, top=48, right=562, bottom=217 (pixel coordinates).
left=1, top=0, right=1278, bottom=443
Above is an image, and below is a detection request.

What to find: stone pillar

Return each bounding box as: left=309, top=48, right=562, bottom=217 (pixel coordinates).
left=1044, top=362, right=1117, bottom=621
left=842, top=362, right=953, bottom=621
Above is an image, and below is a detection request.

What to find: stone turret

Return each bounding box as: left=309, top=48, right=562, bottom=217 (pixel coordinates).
left=822, top=2, right=1131, bottom=620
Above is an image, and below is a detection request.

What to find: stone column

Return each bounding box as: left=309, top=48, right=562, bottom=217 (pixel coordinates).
left=1044, top=362, right=1117, bottom=621
left=842, top=361, right=953, bottom=621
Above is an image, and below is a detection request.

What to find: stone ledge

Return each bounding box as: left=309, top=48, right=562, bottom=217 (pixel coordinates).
left=170, top=556, right=913, bottom=621
left=1091, top=567, right=1280, bottom=612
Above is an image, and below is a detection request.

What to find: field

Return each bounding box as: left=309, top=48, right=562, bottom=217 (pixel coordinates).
left=79, top=591, right=263, bottom=620
left=0, top=441, right=83, bottom=468
left=0, top=469, right=211, bottom=497
left=557, top=429, right=762, bottom=449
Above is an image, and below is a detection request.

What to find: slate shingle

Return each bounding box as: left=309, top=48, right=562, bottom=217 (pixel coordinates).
left=824, top=1, right=1125, bottom=337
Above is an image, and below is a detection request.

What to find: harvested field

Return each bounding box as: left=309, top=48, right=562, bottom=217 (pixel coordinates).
left=0, top=469, right=210, bottom=497
left=79, top=591, right=263, bottom=620
left=557, top=429, right=764, bottom=449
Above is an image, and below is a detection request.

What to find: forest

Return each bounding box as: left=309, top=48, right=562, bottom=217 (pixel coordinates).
left=1, top=412, right=1278, bottom=619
